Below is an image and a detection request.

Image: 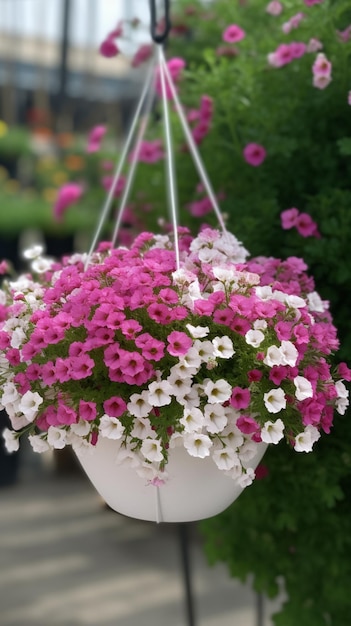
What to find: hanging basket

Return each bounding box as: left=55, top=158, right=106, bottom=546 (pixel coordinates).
left=76, top=438, right=267, bottom=522
left=1, top=21, right=348, bottom=527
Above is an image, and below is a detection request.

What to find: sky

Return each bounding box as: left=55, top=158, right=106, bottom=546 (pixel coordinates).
left=0, top=0, right=151, bottom=47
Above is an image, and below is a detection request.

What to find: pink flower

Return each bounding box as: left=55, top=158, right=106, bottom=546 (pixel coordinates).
left=290, top=42, right=307, bottom=59
left=101, top=175, right=126, bottom=197
left=312, top=53, right=332, bottom=76
left=87, top=125, right=106, bottom=153
left=131, top=44, right=153, bottom=68
left=268, top=43, right=294, bottom=67
left=167, top=330, right=192, bottom=356
left=222, top=24, right=246, bottom=44
left=99, top=37, right=119, bottom=58
left=54, top=183, right=84, bottom=222
left=266, top=1, right=283, bottom=16
left=129, top=140, right=164, bottom=164
left=306, top=38, right=323, bottom=53
left=337, top=363, right=351, bottom=381
left=313, top=74, right=332, bottom=90
left=348, top=91, right=351, bottom=106
left=243, top=143, right=267, bottom=167
left=236, top=415, right=260, bottom=435
left=337, top=25, right=351, bottom=43
left=155, top=57, right=186, bottom=99
left=282, top=12, right=305, bottom=34
left=230, top=386, right=251, bottom=409
left=281, top=207, right=300, bottom=229
left=79, top=400, right=97, bottom=422
left=103, top=396, right=127, bottom=417
left=247, top=369, right=263, bottom=382
left=295, top=213, right=320, bottom=237
left=0, top=260, right=9, bottom=275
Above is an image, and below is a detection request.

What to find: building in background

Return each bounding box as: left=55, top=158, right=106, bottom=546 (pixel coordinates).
left=0, top=0, right=148, bottom=133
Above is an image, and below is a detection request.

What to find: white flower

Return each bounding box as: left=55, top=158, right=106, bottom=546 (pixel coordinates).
left=294, top=376, right=314, bottom=401
left=238, top=441, right=260, bottom=463
left=307, top=291, right=326, bottom=312
left=280, top=340, right=298, bottom=367
left=336, top=397, right=349, bottom=415
left=183, top=432, right=212, bottom=458
left=70, top=419, right=91, bottom=436
left=99, top=414, right=124, bottom=440
left=188, top=278, right=203, bottom=300
left=167, top=372, right=192, bottom=399
left=131, top=416, right=154, bottom=440
left=260, top=418, right=285, bottom=444
left=116, top=446, right=141, bottom=468
left=193, top=340, right=215, bottom=364
left=263, top=345, right=283, bottom=367
left=238, top=467, right=255, bottom=488
left=147, top=381, right=173, bottom=407
left=224, top=463, right=243, bottom=481
left=255, top=286, right=273, bottom=300
left=264, top=388, right=286, bottom=413
left=245, top=329, right=265, bottom=348
left=180, top=347, right=202, bottom=370
left=2, top=428, right=19, bottom=453
left=1, top=382, right=20, bottom=406
left=204, top=404, right=227, bottom=433
left=212, top=336, right=235, bottom=359
left=10, top=327, right=27, bottom=349
left=186, top=324, right=209, bottom=338
left=180, top=407, right=205, bottom=433
left=172, top=268, right=197, bottom=286
left=294, top=425, right=321, bottom=452
left=212, top=447, right=240, bottom=471
left=212, top=267, right=236, bottom=285
left=335, top=380, right=348, bottom=399
left=31, top=257, right=54, bottom=274
left=127, top=391, right=152, bottom=418
left=22, top=244, right=44, bottom=259
left=177, top=386, right=201, bottom=408
left=253, top=319, right=267, bottom=331
left=18, top=390, right=43, bottom=422
left=47, top=426, right=67, bottom=449
left=284, top=294, right=306, bottom=309
left=204, top=378, right=232, bottom=404
left=140, top=438, right=164, bottom=463
left=28, top=434, right=51, bottom=453
left=220, top=421, right=244, bottom=449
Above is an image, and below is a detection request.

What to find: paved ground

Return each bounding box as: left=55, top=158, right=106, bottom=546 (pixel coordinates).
left=0, top=446, right=282, bottom=626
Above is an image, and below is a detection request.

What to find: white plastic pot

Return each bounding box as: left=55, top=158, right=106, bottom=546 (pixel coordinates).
left=76, top=438, right=267, bottom=523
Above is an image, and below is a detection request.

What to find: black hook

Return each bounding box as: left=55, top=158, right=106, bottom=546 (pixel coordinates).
left=149, top=0, right=171, bottom=44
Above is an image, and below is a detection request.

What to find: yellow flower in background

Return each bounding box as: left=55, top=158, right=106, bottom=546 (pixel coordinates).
left=52, top=171, right=68, bottom=186
left=0, top=120, right=8, bottom=138
left=42, top=187, right=57, bottom=203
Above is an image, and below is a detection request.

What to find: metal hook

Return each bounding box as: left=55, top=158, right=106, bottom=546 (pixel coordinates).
left=149, top=0, right=171, bottom=44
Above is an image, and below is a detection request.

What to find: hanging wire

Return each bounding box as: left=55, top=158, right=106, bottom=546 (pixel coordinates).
left=84, top=56, right=156, bottom=269
left=111, top=67, right=156, bottom=247
left=158, top=45, right=180, bottom=270
left=160, top=53, right=227, bottom=233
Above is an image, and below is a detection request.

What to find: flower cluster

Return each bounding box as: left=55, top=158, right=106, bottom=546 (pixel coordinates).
left=1, top=228, right=349, bottom=488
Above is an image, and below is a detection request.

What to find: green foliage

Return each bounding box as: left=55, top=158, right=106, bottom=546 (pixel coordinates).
left=125, top=0, right=351, bottom=622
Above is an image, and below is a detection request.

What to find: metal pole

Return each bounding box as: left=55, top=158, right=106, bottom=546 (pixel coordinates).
left=177, top=523, right=196, bottom=626
left=256, top=592, right=265, bottom=626
left=56, top=0, right=72, bottom=126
